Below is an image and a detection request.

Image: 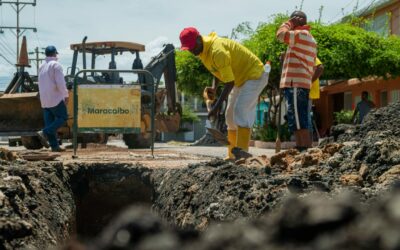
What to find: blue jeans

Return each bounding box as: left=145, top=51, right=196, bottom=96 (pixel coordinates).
left=42, top=101, right=68, bottom=149
left=308, top=99, right=313, bottom=132
left=284, top=87, right=310, bottom=133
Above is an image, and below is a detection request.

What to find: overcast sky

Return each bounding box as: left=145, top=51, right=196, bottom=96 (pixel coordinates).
left=0, top=0, right=370, bottom=77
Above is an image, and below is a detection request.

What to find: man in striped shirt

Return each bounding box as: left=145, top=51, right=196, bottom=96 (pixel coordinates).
left=276, top=11, right=317, bottom=151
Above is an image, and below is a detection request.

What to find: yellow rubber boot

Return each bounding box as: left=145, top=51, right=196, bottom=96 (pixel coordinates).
left=226, top=130, right=237, bottom=159
left=236, top=127, right=251, bottom=152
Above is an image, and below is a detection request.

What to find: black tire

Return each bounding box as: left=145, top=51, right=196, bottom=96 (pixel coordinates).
left=123, top=133, right=151, bottom=149
left=21, top=136, right=43, bottom=150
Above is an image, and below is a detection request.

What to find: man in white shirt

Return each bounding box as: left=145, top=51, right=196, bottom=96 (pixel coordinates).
left=36, top=45, right=69, bottom=152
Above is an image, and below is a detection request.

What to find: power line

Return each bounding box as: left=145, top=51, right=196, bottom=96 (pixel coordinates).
left=0, top=37, right=15, bottom=56
left=0, top=32, right=16, bottom=56
left=358, top=0, right=378, bottom=17
left=0, top=42, right=10, bottom=55
left=328, top=0, right=363, bottom=23
left=0, top=34, right=15, bottom=55
left=0, top=53, right=13, bottom=66
left=0, top=0, right=37, bottom=64
left=0, top=40, right=14, bottom=57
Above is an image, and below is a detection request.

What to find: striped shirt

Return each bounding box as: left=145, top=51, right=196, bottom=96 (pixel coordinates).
left=276, top=21, right=317, bottom=89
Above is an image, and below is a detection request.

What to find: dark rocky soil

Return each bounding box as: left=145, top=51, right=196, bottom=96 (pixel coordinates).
left=0, top=160, right=74, bottom=249
left=0, top=102, right=400, bottom=249
left=0, top=160, right=154, bottom=249
left=86, top=189, right=400, bottom=250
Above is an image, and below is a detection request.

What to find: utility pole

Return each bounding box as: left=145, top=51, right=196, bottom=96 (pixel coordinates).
left=28, top=46, right=44, bottom=75
left=0, top=0, right=37, bottom=63
left=318, top=5, right=324, bottom=24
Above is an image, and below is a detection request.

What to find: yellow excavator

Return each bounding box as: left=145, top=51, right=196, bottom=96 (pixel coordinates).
left=0, top=36, right=181, bottom=149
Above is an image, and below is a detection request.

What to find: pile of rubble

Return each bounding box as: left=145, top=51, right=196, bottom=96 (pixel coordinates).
left=0, top=148, right=17, bottom=161
left=84, top=190, right=400, bottom=250
left=1, top=102, right=400, bottom=249
left=152, top=102, right=400, bottom=231
left=0, top=160, right=74, bottom=249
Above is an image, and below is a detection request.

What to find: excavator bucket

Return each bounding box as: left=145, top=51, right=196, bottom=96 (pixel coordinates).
left=153, top=89, right=181, bottom=133
left=155, top=112, right=180, bottom=132
left=0, top=36, right=43, bottom=135
left=0, top=93, right=43, bottom=134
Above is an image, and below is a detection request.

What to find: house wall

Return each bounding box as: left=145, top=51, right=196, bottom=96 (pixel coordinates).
left=363, top=0, right=400, bottom=35
left=315, top=77, right=400, bottom=136
left=392, top=6, right=400, bottom=35
left=313, top=1, right=400, bottom=136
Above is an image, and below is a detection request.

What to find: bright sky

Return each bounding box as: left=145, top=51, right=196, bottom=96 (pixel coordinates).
left=0, top=0, right=371, bottom=77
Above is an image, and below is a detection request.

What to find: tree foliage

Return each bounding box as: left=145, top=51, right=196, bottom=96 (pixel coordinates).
left=175, top=50, right=212, bottom=98
left=243, top=14, right=400, bottom=83
left=241, top=14, right=288, bottom=88
left=175, top=14, right=400, bottom=97
left=312, top=22, right=400, bottom=80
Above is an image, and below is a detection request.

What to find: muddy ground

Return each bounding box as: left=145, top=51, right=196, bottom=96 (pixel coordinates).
left=0, top=102, right=400, bottom=249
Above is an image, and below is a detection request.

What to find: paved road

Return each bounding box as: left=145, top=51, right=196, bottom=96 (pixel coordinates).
left=151, top=143, right=277, bottom=158
left=1, top=139, right=277, bottom=159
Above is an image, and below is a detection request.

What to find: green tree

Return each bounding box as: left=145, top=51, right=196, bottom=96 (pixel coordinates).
left=175, top=15, right=400, bottom=123
left=230, top=21, right=254, bottom=40
left=175, top=50, right=213, bottom=98
left=311, top=22, right=400, bottom=80
left=242, top=15, right=400, bottom=127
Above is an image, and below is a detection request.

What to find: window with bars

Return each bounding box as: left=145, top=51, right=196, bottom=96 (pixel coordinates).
left=354, top=95, right=362, bottom=108
left=362, top=13, right=390, bottom=37
left=344, top=92, right=353, bottom=110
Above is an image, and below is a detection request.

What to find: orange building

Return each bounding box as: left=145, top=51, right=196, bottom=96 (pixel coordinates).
left=315, top=78, right=400, bottom=135
left=315, top=0, right=400, bottom=136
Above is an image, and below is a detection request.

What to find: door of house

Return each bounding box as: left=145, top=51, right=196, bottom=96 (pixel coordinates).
left=331, top=93, right=344, bottom=126
left=380, top=90, right=388, bottom=107
left=332, top=93, right=344, bottom=113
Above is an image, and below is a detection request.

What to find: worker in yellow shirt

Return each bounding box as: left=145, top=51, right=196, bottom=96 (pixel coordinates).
left=308, top=58, right=324, bottom=146
left=179, top=27, right=269, bottom=159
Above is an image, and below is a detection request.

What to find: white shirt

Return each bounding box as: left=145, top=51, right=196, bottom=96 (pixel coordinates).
left=38, top=57, right=68, bottom=108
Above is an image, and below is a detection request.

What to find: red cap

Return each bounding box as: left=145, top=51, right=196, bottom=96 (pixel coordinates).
left=179, top=27, right=200, bottom=51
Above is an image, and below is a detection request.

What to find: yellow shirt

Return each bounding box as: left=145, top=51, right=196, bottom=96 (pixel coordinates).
left=309, top=58, right=322, bottom=99
left=198, top=32, right=264, bottom=87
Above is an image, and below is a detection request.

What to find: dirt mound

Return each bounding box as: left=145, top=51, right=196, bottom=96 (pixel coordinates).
left=152, top=137, right=400, bottom=230
left=2, top=103, right=400, bottom=249
left=0, top=148, right=18, bottom=161
left=151, top=145, right=347, bottom=230
left=0, top=161, right=74, bottom=249
left=152, top=159, right=285, bottom=230
left=322, top=102, right=400, bottom=191
left=356, top=101, right=400, bottom=138
left=85, top=189, right=400, bottom=250
left=334, top=101, right=400, bottom=142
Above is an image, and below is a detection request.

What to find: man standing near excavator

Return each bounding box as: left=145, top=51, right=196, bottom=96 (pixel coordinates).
left=36, top=45, right=68, bottom=152
left=276, top=11, right=317, bottom=151
left=179, top=27, right=269, bottom=160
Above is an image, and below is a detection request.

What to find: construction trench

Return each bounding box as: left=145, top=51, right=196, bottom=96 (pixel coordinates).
left=1, top=102, right=400, bottom=249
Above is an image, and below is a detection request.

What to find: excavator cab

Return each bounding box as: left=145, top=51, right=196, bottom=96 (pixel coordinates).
left=67, top=40, right=146, bottom=84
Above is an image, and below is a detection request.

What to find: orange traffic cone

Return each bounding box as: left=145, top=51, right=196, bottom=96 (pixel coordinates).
left=16, top=36, right=31, bottom=67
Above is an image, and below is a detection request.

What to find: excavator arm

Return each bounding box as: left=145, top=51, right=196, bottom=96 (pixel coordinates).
left=135, top=44, right=181, bottom=133
left=142, top=44, right=179, bottom=114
